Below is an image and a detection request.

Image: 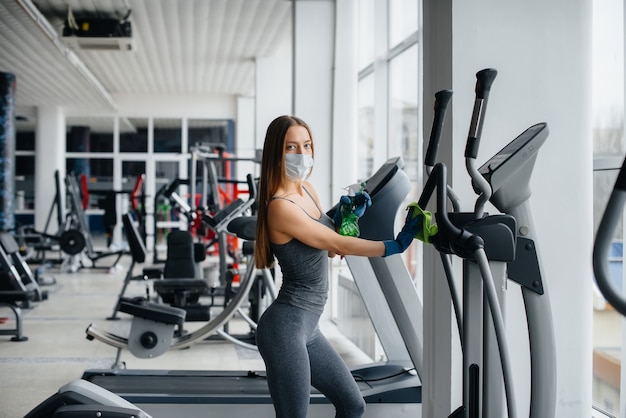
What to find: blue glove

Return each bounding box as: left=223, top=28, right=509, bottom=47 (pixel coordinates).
left=333, top=191, right=372, bottom=235
left=383, top=205, right=424, bottom=257
left=352, top=191, right=371, bottom=218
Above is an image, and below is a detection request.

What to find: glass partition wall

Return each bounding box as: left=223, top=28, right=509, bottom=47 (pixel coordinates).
left=13, top=116, right=234, bottom=252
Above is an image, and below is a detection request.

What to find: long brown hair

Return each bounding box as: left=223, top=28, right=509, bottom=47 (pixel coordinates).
left=254, top=115, right=314, bottom=268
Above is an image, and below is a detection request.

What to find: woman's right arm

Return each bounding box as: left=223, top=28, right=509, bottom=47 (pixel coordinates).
left=268, top=198, right=387, bottom=257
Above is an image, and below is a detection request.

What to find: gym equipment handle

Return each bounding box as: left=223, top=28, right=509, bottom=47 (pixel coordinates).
left=465, top=68, right=498, bottom=159
left=418, top=163, right=483, bottom=257
left=163, top=178, right=182, bottom=198
left=616, top=157, right=626, bottom=191
left=593, top=155, right=626, bottom=317
left=425, top=90, right=454, bottom=167
left=475, top=68, right=498, bottom=99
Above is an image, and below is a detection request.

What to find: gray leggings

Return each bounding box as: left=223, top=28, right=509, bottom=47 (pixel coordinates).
left=256, top=301, right=366, bottom=418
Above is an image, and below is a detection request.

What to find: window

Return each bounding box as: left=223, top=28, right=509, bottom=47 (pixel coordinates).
left=188, top=119, right=231, bottom=150
left=66, top=117, right=114, bottom=153
left=154, top=118, right=182, bottom=153
left=357, top=0, right=420, bottom=185
left=389, top=43, right=419, bottom=182
left=15, top=130, right=34, bottom=151
left=358, top=74, right=375, bottom=180
left=350, top=0, right=422, bottom=359
left=358, top=0, right=375, bottom=71
left=66, top=118, right=115, bottom=209
left=389, top=0, right=418, bottom=49
left=15, top=127, right=35, bottom=211
left=64, top=117, right=115, bottom=243
left=120, top=118, right=148, bottom=153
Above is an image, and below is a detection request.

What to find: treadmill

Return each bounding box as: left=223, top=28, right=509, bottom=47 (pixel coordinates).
left=82, top=156, right=424, bottom=418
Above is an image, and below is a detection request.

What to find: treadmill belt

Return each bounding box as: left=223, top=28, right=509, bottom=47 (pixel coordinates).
left=88, top=373, right=271, bottom=395
left=82, top=367, right=419, bottom=405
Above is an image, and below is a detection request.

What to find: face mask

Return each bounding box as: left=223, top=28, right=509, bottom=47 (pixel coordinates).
left=284, top=153, right=314, bottom=181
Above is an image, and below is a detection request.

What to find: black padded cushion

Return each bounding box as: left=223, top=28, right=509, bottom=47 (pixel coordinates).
left=120, top=300, right=186, bottom=325
left=203, top=199, right=245, bottom=228
left=153, top=279, right=207, bottom=293
left=227, top=216, right=256, bottom=241
left=122, top=214, right=146, bottom=264
left=163, top=231, right=196, bottom=279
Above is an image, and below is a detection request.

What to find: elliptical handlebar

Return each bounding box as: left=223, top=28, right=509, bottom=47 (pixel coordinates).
left=466, top=69, right=498, bottom=217
left=465, top=68, right=498, bottom=160
left=425, top=90, right=454, bottom=169
left=424, top=89, right=460, bottom=212
left=593, top=155, right=626, bottom=316
left=475, top=67, right=499, bottom=99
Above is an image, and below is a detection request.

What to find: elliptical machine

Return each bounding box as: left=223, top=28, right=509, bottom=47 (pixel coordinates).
left=421, top=68, right=557, bottom=417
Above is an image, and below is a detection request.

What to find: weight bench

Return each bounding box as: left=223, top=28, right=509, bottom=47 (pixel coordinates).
left=0, top=289, right=35, bottom=341
left=87, top=300, right=186, bottom=368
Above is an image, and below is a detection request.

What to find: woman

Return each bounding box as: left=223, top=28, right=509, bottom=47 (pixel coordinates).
left=254, top=115, right=422, bottom=418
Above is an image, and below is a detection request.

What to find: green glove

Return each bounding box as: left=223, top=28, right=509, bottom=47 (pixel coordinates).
left=406, top=202, right=438, bottom=243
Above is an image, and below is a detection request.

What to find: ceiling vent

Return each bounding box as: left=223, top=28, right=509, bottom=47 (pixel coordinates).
left=62, top=35, right=134, bottom=51
left=62, top=14, right=134, bottom=51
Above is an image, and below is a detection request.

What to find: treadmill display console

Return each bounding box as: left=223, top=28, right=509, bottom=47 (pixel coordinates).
left=364, top=156, right=403, bottom=197
left=478, top=122, right=548, bottom=184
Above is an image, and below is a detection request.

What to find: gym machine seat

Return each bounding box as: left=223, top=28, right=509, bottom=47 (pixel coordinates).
left=153, top=230, right=211, bottom=321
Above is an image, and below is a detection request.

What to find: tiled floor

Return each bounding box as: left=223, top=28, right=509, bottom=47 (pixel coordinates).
left=0, top=254, right=370, bottom=417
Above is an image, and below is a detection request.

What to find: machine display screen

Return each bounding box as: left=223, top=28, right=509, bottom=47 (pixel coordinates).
left=478, top=123, right=547, bottom=181
left=364, top=157, right=402, bottom=197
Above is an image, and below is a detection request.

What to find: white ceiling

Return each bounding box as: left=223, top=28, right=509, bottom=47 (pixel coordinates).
left=0, top=0, right=292, bottom=126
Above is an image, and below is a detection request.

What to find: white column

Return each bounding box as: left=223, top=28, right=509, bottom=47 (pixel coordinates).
left=255, top=48, right=292, bottom=153
left=422, top=2, right=457, bottom=415
left=34, top=106, right=65, bottom=232
left=293, top=0, right=335, bottom=209
left=331, top=0, right=359, bottom=201
left=236, top=96, right=258, bottom=180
